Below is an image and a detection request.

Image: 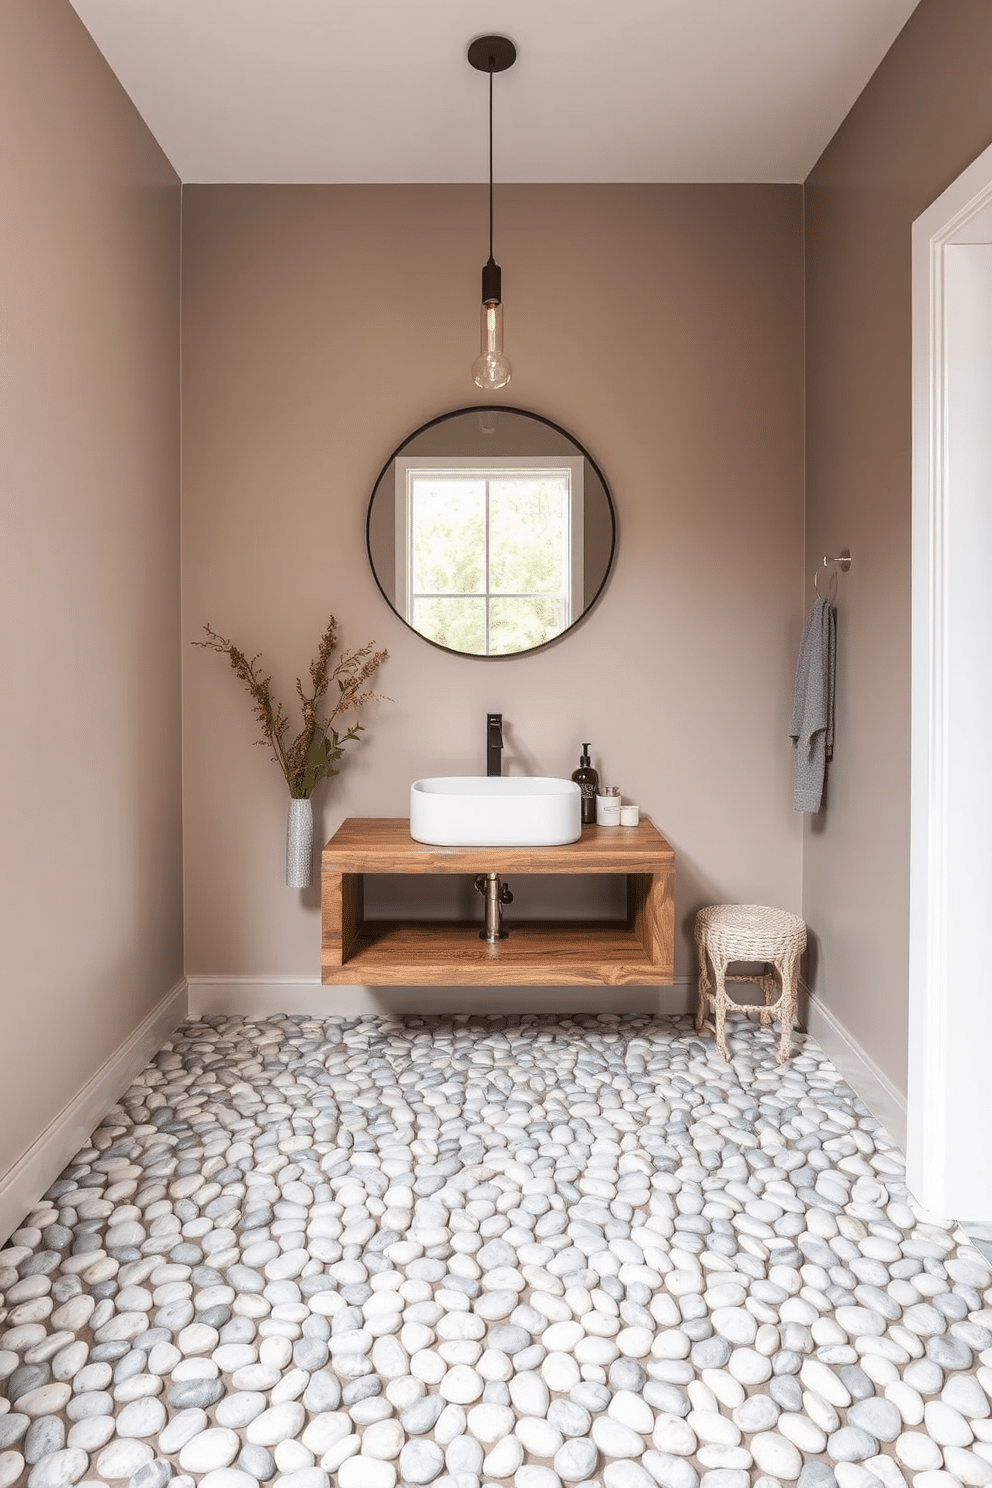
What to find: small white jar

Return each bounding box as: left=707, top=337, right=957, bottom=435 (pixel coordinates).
left=596, top=786, right=621, bottom=826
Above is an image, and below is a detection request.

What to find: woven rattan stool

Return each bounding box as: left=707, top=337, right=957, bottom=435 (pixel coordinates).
left=695, top=904, right=807, bottom=1064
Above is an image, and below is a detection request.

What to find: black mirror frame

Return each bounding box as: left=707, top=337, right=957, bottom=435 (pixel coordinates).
left=365, top=405, right=617, bottom=660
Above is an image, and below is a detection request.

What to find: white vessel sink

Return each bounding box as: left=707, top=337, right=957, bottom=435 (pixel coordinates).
left=410, top=776, right=582, bottom=847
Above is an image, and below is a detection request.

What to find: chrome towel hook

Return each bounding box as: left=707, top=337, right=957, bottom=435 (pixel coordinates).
left=814, top=547, right=852, bottom=601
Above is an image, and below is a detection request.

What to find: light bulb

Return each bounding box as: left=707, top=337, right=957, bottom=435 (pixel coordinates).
left=473, top=300, right=512, bottom=391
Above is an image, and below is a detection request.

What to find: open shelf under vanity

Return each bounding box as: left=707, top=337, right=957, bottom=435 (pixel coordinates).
left=321, top=817, right=675, bottom=986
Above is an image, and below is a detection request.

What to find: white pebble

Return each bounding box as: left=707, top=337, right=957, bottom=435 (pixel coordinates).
left=483, top=1434, right=524, bottom=1477
left=466, top=1402, right=516, bottom=1444
left=178, top=1428, right=241, bottom=1474
left=777, top=1412, right=826, bottom=1454
left=895, top=1431, right=944, bottom=1471
left=591, top=1414, right=647, bottom=1457
left=609, top=1390, right=655, bottom=1434
left=925, top=1400, right=974, bottom=1448
left=338, top=1458, right=396, bottom=1488
left=652, top=1414, right=698, bottom=1455
left=885, top=1380, right=924, bottom=1426
left=245, top=1401, right=306, bottom=1445
left=438, top=1365, right=483, bottom=1405
left=516, top=1416, right=565, bottom=1457
left=750, top=1431, right=803, bottom=1481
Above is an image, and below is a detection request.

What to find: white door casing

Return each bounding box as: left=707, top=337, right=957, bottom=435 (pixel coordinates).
left=910, top=142, right=992, bottom=1219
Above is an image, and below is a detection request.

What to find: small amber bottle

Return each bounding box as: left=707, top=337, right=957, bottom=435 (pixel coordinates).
left=572, top=743, right=599, bottom=825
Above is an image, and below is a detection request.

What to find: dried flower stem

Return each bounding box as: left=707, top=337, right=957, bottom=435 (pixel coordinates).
left=194, top=616, right=388, bottom=798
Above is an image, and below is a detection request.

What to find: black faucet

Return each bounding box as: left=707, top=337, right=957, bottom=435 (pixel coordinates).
left=487, top=713, right=504, bottom=776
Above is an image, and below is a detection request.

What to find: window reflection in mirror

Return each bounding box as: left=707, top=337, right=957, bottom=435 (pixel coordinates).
left=367, top=408, right=615, bottom=659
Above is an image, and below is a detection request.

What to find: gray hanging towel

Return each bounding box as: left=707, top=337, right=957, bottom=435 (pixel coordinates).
left=789, top=595, right=835, bottom=812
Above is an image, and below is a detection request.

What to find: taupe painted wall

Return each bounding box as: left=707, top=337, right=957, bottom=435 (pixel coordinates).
left=803, top=0, right=992, bottom=1091
left=0, top=2, right=182, bottom=1181
left=181, top=185, right=805, bottom=989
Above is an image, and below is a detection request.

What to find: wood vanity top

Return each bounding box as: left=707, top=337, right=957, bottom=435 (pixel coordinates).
left=322, top=816, right=674, bottom=874
left=320, top=817, right=676, bottom=986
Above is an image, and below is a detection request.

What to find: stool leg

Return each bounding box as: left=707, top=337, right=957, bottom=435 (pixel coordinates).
left=711, top=952, right=731, bottom=1060
left=694, top=925, right=711, bottom=1032
left=776, top=949, right=800, bottom=1064
left=758, top=970, right=776, bottom=1025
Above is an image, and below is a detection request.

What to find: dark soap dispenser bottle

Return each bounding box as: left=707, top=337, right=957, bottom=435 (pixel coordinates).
left=572, top=743, right=599, bottom=825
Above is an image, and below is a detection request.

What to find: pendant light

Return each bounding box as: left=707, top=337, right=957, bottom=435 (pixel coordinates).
left=468, top=34, right=516, bottom=392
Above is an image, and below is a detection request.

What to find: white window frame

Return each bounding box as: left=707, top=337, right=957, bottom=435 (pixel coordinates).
left=393, top=456, right=585, bottom=653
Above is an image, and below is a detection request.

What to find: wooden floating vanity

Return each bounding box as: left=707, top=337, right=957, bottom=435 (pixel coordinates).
left=321, top=817, right=675, bottom=986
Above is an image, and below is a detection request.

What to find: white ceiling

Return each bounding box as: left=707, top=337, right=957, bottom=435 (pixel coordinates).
left=68, top=0, right=920, bottom=185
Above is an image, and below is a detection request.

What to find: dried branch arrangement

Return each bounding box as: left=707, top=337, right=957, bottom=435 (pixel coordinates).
left=195, top=615, right=388, bottom=798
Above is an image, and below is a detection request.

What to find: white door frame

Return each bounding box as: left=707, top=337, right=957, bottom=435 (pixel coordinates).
left=910, top=140, right=992, bottom=1219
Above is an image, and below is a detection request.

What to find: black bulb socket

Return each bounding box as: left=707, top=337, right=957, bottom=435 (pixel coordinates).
left=481, top=256, right=502, bottom=306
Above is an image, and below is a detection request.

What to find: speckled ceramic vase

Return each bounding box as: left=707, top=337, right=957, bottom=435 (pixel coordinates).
left=286, top=796, right=313, bottom=888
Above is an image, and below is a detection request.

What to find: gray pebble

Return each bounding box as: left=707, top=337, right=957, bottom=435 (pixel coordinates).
left=827, top=1426, right=879, bottom=1462
left=798, top=1465, right=837, bottom=1488
left=610, top=1359, right=648, bottom=1392
left=0, top=1416, right=29, bottom=1451
left=302, top=1372, right=341, bottom=1413
left=8, top=1365, right=50, bottom=1402
left=573, top=1382, right=611, bottom=1412
left=166, top=1378, right=225, bottom=1410
left=239, top=1442, right=277, bottom=1481
left=155, top=1300, right=194, bottom=1332
left=769, top=1376, right=804, bottom=1412
left=489, top=1325, right=531, bottom=1353
left=839, top=1365, right=875, bottom=1401
left=342, top=1375, right=381, bottom=1406
left=514, top=1342, right=547, bottom=1370
left=24, top=1417, right=66, bottom=1465
left=692, top=1337, right=732, bottom=1369
left=847, top=1397, right=902, bottom=1442
left=196, top=1303, right=231, bottom=1328
left=953, top=1319, right=992, bottom=1349
left=20, top=1250, right=60, bottom=1276
left=401, top=1394, right=446, bottom=1435
left=129, top=1460, right=173, bottom=1488
left=926, top=1335, right=973, bottom=1370
left=301, top=1315, right=331, bottom=1341
left=644, top=1383, right=691, bottom=1416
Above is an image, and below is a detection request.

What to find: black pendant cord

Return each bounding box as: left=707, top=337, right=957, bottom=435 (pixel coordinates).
left=488, top=63, right=494, bottom=262
left=468, top=34, right=515, bottom=306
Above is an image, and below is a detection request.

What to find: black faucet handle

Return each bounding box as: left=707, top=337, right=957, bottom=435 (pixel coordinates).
left=486, top=712, right=504, bottom=777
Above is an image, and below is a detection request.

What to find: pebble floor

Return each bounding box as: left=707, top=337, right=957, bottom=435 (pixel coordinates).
left=2, top=1013, right=992, bottom=1488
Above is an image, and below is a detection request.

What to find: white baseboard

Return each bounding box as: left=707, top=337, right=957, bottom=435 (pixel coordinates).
left=0, top=979, right=188, bottom=1245
left=186, top=974, right=698, bottom=1020
left=803, top=987, right=908, bottom=1152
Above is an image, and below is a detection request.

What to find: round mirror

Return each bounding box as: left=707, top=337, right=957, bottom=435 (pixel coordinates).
left=367, top=406, right=616, bottom=658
